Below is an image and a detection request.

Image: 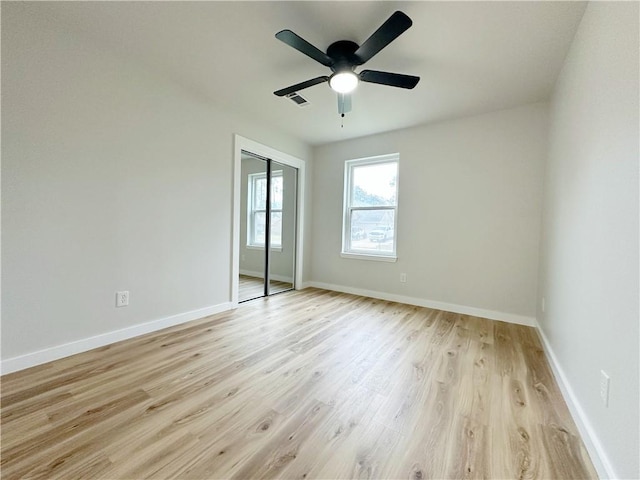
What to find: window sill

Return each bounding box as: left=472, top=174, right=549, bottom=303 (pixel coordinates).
left=340, top=252, right=397, bottom=263
left=246, top=245, right=283, bottom=252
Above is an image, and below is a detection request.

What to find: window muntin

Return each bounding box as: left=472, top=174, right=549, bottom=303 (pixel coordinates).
left=342, top=155, right=398, bottom=259
left=248, top=171, right=283, bottom=248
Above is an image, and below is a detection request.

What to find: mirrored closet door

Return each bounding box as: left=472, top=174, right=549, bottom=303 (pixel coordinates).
left=238, top=151, right=297, bottom=302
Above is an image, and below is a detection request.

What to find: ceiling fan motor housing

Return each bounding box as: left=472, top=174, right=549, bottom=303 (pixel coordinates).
left=326, top=40, right=361, bottom=72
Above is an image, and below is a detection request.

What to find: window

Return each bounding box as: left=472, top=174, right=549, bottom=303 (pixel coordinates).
left=247, top=170, right=283, bottom=248
left=342, top=154, right=398, bottom=261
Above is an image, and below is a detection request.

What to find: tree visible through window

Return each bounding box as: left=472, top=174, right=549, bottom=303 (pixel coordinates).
left=248, top=171, right=283, bottom=248
left=342, top=154, right=398, bottom=258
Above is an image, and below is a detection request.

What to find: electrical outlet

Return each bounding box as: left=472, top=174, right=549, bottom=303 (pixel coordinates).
left=400, top=273, right=407, bottom=283
left=541, top=297, right=546, bottom=313
left=116, top=291, right=129, bottom=308
left=600, top=370, right=610, bottom=407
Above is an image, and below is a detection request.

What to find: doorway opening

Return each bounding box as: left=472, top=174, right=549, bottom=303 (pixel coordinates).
left=232, top=136, right=305, bottom=305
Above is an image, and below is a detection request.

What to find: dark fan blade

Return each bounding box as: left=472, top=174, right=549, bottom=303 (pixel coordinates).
left=275, top=30, right=333, bottom=67
left=274, top=76, right=329, bottom=97
left=359, top=70, right=420, bottom=89
left=354, top=11, right=413, bottom=65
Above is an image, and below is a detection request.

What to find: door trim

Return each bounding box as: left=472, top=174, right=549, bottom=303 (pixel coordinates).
left=232, top=135, right=305, bottom=306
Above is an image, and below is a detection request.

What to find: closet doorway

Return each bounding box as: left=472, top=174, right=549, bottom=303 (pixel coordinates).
left=232, top=136, right=305, bottom=304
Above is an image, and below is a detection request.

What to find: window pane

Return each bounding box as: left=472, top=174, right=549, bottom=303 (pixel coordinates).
left=271, top=174, right=283, bottom=210
left=350, top=209, right=395, bottom=253
left=351, top=162, right=398, bottom=207
left=254, top=177, right=267, bottom=210
left=253, top=211, right=266, bottom=244
left=271, top=211, right=282, bottom=247
left=252, top=211, right=282, bottom=247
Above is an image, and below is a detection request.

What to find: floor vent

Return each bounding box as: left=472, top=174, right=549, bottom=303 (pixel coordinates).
left=286, top=92, right=311, bottom=107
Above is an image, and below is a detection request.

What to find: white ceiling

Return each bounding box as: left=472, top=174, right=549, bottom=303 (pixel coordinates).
left=36, top=1, right=587, bottom=146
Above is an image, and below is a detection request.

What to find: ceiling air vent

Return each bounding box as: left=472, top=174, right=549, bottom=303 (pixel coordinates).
left=285, top=92, right=311, bottom=107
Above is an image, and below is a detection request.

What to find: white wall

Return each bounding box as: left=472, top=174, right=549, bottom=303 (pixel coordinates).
left=310, top=103, right=548, bottom=324
left=537, top=3, right=639, bottom=478
left=1, top=4, right=311, bottom=367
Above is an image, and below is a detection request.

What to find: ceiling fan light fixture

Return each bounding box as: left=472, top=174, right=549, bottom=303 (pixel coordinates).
left=329, top=71, right=358, bottom=93
left=274, top=11, right=420, bottom=114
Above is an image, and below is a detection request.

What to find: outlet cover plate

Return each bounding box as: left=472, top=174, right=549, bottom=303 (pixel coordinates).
left=116, top=291, right=129, bottom=308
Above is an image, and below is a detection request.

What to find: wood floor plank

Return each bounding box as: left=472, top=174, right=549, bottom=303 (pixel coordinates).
left=225, top=399, right=332, bottom=480
left=313, top=418, right=404, bottom=480
left=275, top=385, right=386, bottom=480
left=0, top=288, right=598, bottom=479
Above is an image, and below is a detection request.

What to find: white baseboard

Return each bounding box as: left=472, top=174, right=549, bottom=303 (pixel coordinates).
left=239, top=269, right=294, bottom=283
left=306, top=281, right=536, bottom=327
left=535, top=322, right=615, bottom=480
left=0, top=302, right=233, bottom=375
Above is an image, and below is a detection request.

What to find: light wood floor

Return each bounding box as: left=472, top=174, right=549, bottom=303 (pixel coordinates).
left=1, top=288, right=597, bottom=479
left=239, top=275, right=293, bottom=302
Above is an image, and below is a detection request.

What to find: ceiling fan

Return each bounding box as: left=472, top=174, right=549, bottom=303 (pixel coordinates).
left=273, top=11, right=420, bottom=117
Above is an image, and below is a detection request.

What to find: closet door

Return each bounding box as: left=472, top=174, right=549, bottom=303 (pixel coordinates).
left=268, top=161, right=297, bottom=295
left=238, top=152, right=297, bottom=302
left=238, top=152, right=268, bottom=302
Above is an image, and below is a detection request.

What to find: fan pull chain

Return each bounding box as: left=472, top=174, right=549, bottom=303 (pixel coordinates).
left=341, top=113, right=345, bottom=128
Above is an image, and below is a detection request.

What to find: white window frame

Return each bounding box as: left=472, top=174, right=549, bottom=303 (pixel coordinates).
left=341, top=154, right=399, bottom=262
left=247, top=170, right=283, bottom=250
